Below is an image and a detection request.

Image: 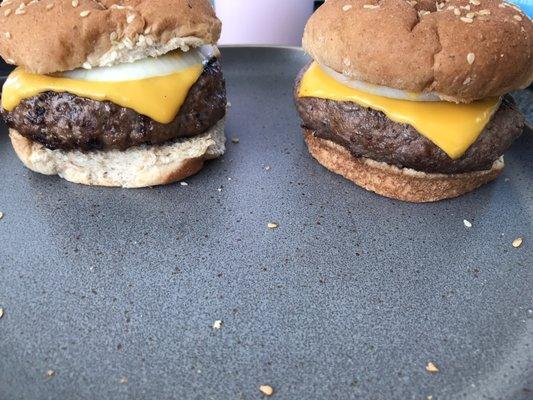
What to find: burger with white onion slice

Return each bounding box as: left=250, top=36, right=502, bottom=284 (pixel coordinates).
left=0, top=0, right=226, bottom=188
left=295, top=0, right=532, bottom=202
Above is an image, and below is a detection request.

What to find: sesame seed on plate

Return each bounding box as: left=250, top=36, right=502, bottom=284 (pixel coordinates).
left=467, top=52, right=476, bottom=64
left=267, top=222, right=279, bottom=229
left=512, top=237, right=523, bottom=248
left=463, top=219, right=472, bottom=228
left=212, top=320, right=223, bottom=329
left=426, top=362, right=439, bottom=373
left=259, top=385, right=274, bottom=396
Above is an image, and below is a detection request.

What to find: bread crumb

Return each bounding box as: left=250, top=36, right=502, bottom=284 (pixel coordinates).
left=259, top=385, right=274, bottom=396
left=512, top=238, right=523, bottom=248
left=426, top=362, right=439, bottom=373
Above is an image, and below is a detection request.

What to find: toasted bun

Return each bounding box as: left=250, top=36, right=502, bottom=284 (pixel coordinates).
left=0, top=0, right=221, bottom=74
left=303, top=129, right=504, bottom=202
left=9, top=119, right=226, bottom=188
left=303, top=0, right=533, bottom=103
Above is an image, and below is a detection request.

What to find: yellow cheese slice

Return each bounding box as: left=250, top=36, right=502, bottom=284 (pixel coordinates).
left=1, top=64, right=204, bottom=124
left=299, top=62, right=500, bottom=159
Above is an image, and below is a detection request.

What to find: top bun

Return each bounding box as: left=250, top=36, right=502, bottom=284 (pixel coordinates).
left=303, top=0, right=533, bottom=103
left=0, top=0, right=221, bottom=74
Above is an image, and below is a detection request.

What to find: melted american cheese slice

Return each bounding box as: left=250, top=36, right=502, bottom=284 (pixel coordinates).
left=1, top=64, right=204, bottom=124
left=299, top=62, right=500, bottom=159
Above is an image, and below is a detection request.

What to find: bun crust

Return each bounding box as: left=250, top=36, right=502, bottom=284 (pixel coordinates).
left=304, top=129, right=504, bottom=202
left=303, top=0, right=533, bottom=103
left=0, top=0, right=221, bottom=74
left=9, top=119, right=226, bottom=188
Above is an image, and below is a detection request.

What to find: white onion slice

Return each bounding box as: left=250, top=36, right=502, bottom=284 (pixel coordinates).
left=60, top=45, right=218, bottom=82
left=320, top=63, right=441, bottom=102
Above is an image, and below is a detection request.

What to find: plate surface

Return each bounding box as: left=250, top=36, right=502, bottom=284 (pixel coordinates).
left=0, top=47, right=531, bottom=400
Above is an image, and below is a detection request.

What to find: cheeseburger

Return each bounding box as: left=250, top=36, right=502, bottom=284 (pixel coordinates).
left=295, top=0, right=532, bottom=202
left=0, top=0, right=226, bottom=188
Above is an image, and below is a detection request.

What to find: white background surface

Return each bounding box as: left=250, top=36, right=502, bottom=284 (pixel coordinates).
left=215, top=0, right=314, bottom=46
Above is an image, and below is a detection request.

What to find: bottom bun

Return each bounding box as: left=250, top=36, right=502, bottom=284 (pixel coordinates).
left=303, top=129, right=504, bottom=203
left=9, top=118, right=226, bottom=188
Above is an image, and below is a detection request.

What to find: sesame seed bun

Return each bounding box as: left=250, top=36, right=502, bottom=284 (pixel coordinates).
left=0, top=0, right=221, bottom=74
left=303, top=129, right=504, bottom=203
left=303, top=0, right=533, bottom=103
left=8, top=118, right=226, bottom=188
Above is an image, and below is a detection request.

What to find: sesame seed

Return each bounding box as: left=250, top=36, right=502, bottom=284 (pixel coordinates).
left=478, top=9, right=491, bottom=15
left=82, top=62, right=92, bottom=69
left=512, top=237, right=523, bottom=248
left=408, top=0, right=418, bottom=6
left=342, top=4, right=352, bottom=11
left=6, top=58, right=14, bottom=64
left=513, top=14, right=522, bottom=21
left=0, top=212, right=3, bottom=219
left=447, top=5, right=454, bottom=10
left=180, top=182, right=189, bottom=186
left=469, top=0, right=480, bottom=5
left=467, top=52, right=475, bottom=64
left=463, top=77, right=472, bottom=85
left=454, top=8, right=460, bottom=15
left=0, top=308, right=3, bottom=319
left=14, top=8, right=26, bottom=14
left=4, top=32, right=11, bottom=39
left=4, top=8, right=11, bottom=16
left=212, top=320, right=223, bottom=329
left=418, top=10, right=431, bottom=17
left=426, top=362, right=439, bottom=373
left=466, top=12, right=475, bottom=18
left=119, top=377, right=128, bottom=384
left=231, top=137, right=240, bottom=144
left=45, top=370, right=55, bottom=378
left=463, top=219, right=472, bottom=228
left=46, top=3, right=54, bottom=10
left=343, top=58, right=351, bottom=66
left=80, top=10, right=90, bottom=17
left=126, top=14, right=135, bottom=23
left=363, top=4, right=380, bottom=9
left=71, top=0, right=78, bottom=7
left=461, top=16, right=473, bottom=23
left=259, top=385, right=274, bottom=396
left=144, top=26, right=152, bottom=34
left=267, top=222, right=279, bottom=229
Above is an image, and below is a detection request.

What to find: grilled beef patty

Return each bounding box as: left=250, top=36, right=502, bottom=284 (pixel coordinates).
left=1, top=58, right=226, bottom=151
left=295, top=64, right=524, bottom=174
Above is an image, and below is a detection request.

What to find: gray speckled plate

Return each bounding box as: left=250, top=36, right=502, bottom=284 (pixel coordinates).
left=0, top=47, right=531, bottom=400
